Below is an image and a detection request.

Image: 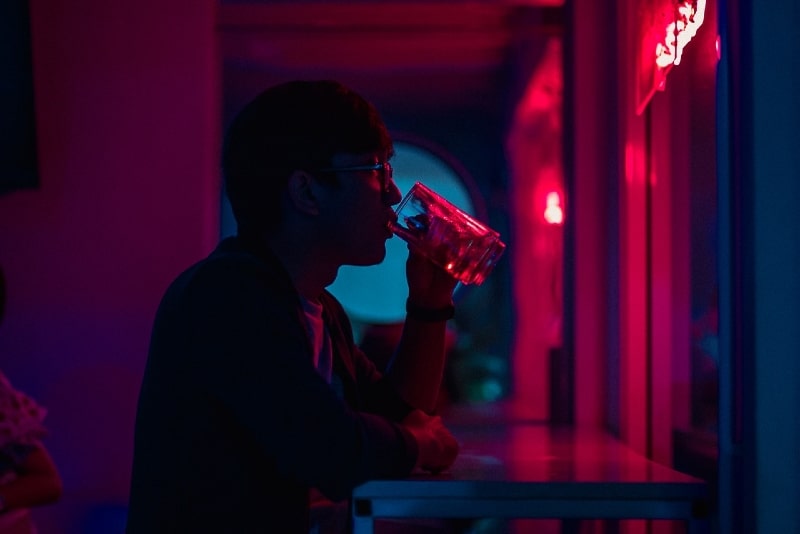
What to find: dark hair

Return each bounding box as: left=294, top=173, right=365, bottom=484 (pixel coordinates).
left=222, top=80, right=393, bottom=234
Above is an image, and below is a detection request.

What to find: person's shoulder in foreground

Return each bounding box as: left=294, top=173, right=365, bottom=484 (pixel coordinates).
left=0, top=268, right=63, bottom=533
left=126, top=80, right=459, bottom=533
left=0, top=371, right=63, bottom=534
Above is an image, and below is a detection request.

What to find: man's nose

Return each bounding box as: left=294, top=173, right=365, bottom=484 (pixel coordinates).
left=384, top=180, right=403, bottom=206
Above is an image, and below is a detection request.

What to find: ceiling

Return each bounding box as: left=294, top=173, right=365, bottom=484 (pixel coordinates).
left=218, top=1, right=564, bottom=113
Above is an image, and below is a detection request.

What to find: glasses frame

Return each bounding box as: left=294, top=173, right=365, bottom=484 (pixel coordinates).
left=315, top=162, right=394, bottom=200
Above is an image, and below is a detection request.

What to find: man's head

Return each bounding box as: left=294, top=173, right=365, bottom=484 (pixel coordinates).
left=222, top=80, right=394, bottom=236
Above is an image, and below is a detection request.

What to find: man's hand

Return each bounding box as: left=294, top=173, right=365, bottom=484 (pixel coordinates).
left=405, top=249, right=458, bottom=310
left=401, top=409, right=459, bottom=474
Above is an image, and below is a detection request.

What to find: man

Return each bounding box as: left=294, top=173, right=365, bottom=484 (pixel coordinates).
left=127, top=80, right=459, bottom=533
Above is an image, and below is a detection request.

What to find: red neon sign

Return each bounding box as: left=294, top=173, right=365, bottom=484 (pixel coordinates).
left=636, top=0, right=707, bottom=115
left=655, top=0, right=706, bottom=68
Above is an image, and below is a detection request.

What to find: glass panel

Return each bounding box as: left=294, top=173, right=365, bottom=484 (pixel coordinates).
left=668, top=0, right=719, bottom=482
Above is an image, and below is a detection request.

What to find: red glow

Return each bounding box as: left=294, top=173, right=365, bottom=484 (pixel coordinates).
left=715, top=34, right=721, bottom=61
left=507, top=38, right=563, bottom=416
left=544, top=191, right=564, bottom=225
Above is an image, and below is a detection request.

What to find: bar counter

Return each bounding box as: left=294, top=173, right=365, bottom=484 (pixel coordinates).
left=352, top=403, right=710, bottom=533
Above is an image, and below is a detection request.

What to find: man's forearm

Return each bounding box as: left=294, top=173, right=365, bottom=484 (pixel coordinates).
left=385, top=316, right=449, bottom=413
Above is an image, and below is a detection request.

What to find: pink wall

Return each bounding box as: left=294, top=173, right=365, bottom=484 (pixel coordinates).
left=0, top=0, right=218, bottom=531
left=507, top=38, right=564, bottom=419
left=569, top=0, right=611, bottom=429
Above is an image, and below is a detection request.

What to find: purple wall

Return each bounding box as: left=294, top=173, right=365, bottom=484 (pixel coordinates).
left=0, top=0, right=218, bottom=531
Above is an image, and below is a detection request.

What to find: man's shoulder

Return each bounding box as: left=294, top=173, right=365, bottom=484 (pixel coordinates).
left=156, top=237, right=292, bottom=313
left=178, top=237, right=284, bottom=284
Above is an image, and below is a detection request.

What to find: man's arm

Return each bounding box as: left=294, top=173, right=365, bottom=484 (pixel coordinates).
left=182, top=259, right=421, bottom=501
left=385, top=250, right=458, bottom=413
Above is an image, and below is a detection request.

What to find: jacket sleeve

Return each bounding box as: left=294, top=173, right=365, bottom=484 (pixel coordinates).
left=185, top=258, right=417, bottom=501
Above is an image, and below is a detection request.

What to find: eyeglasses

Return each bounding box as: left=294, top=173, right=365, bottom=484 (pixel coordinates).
left=315, top=162, right=394, bottom=200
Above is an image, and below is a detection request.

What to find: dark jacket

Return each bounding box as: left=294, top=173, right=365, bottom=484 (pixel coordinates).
left=126, top=235, right=417, bottom=533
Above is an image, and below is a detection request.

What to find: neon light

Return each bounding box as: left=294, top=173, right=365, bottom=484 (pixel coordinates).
left=544, top=191, right=564, bottom=225
left=655, top=0, right=706, bottom=68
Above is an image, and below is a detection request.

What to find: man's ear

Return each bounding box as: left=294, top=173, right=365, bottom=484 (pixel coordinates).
left=286, top=170, right=320, bottom=216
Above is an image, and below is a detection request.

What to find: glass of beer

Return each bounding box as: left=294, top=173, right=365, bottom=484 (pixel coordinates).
left=389, top=181, right=506, bottom=285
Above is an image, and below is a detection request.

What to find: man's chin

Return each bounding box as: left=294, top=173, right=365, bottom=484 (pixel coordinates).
left=346, top=248, right=387, bottom=267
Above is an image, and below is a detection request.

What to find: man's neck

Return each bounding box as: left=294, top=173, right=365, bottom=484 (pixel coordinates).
left=264, top=232, right=339, bottom=300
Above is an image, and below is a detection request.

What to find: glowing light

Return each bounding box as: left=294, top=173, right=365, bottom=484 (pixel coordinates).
left=715, top=34, right=721, bottom=61
left=544, top=191, right=564, bottom=225
left=655, top=0, right=706, bottom=68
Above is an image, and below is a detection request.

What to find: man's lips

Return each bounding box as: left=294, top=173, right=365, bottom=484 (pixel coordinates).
left=385, top=215, right=399, bottom=237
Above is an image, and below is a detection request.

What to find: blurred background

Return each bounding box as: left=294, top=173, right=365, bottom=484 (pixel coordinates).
left=0, top=0, right=797, bottom=532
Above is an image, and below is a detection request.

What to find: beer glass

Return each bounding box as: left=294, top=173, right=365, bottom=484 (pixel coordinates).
left=389, top=181, right=506, bottom=285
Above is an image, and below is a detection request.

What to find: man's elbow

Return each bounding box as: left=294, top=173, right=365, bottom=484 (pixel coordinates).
left=314, top=474, right=360, bottom=503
